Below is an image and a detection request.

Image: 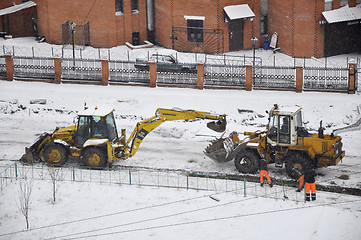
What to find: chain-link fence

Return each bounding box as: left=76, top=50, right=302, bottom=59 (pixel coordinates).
left=0, top=163, right=307, bottom=203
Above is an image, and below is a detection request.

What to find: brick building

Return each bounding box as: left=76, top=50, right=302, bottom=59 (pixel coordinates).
left=0, top=0, right=36, bottom=38
left=33, top=0, right=148, bottom=48
left=154, top=0, right=261, bottom=53
left=268, top=0, right=361, bottom=58
left=0, top=0, right=360, bottom=57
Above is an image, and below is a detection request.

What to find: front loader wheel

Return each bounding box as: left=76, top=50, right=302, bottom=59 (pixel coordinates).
left=234, top=149, right=260, bottom=174
left=82, top=147, right=107, bottom=168
left=285, top=153, right=311, bottom=179
left=42, top=143, right=68, bottom=167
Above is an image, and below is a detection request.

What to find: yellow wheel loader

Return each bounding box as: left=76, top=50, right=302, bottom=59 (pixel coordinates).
left=205, top=104, right=345, bottom=179
left=21, top=107, right=226, bottom=168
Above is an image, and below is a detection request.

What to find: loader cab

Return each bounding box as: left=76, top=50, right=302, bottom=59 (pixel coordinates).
left=267, top=105, right=303, bottom=146
left=76, top=106, right=118, bottom=147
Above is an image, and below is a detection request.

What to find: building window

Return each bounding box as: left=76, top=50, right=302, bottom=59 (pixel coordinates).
left=187, top=20, right=204, bottom=43
left=115, top=0, right=123, bottom=15
left=324, top=0, right=333, bottom=11
left=260, top=15, right=268, bottom=36
left=131, top=0, right=139, bottom=13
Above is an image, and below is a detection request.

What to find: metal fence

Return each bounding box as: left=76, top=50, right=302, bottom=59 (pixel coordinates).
left=356, top=67, right=360, bottom=92
left=0, top=56, right=5, bottom=78
left=0, top=163, right=306, bottom=203
left=109, top=60, right=150, bottom=84
left=157, top=66, right=198, bottom=86
left=254, top=66, right=296, bottom=89
left=61, top=58, right=102, bottom=82
left=13, top=56, right=55, bottom=79
left=204, top=64, right=246, bottom=88
left=303, top=67, right=349, bottom=91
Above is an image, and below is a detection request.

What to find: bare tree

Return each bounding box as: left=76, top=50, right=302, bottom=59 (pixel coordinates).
left=17, top=176, right=33, bottom=229
left=48, top=166, right=64, bottom=203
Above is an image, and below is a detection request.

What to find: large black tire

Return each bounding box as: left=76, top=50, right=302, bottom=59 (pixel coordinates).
left=82, top=147, right=107, bottom=168
left=234, top=149, right=260, bottom=174
left=42, top=143, right=68, bottom=167
left=284, top=153, right=311, bottom=179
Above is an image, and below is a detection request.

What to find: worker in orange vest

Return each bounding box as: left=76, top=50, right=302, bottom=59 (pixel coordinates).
left=259, top=158, right=273, bottom=188
left=293, top=168, right=304, bottom=192
left=305, top=168, right=316, bottom=201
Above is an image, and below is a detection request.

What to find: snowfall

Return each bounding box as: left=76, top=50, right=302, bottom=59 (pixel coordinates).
left=0, top=37, right=361, bottom=240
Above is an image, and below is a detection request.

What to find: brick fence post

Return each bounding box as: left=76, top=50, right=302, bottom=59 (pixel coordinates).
left=348, top=59, right=357, bottom=94
left=5, top=54, right=14, bottom=81
left=197, top=62, right=204, bottom=90
left=101, top=58, right=109, bottom=86
left=245, top=65, right=253, bottom=91
left=53, top=57, right=62, bottom=84
left=295, top=65, right=303, bottom=93
left=149, top=60, right=157, bottom=88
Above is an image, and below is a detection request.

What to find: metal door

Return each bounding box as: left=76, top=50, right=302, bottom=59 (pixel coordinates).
left=229, top=19, right=244, bottom=51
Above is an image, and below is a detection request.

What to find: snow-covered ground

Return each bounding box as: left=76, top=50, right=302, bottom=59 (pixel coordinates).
left=0, top=38, right=361, bottom=239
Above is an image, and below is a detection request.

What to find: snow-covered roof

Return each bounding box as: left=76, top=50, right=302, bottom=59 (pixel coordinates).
left=322, top=5, right=361, bottom=23
left=0, top=1, right=36, bottom=17
left=224, top=4, right=255, bottom=21
left=78, top=106, right=114, bottom=117
left=270, top=105, right=302, bottom=116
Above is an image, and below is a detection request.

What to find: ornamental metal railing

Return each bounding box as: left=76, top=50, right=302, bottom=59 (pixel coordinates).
left=204, top=64, right=246, bottom=88
left=254, top=66, right=296, bottom=90
left=0, top=56, right=5, bottom=77
left=303, top=67, right=349, bottom=91
left=61, top=58, right=102, bottom=82
left=156, top=64, right=197, bottom=86
left=108, top=60, right=150, bottom=85
left=0, top=163, right=307, bottom=203
left=13, top=56, right=55, bottom=79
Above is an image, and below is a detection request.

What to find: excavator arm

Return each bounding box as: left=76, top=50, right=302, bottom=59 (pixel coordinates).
left=123, top=108, right=227, bottom=158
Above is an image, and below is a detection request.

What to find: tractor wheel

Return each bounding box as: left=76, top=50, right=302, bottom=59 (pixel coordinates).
left=285, top=153, right=311, bottom=179
left=42, top=143, right=68, bottom=167
left=82, top=147, right=107, bottom=168
left=234, top=149, right=260, bottom=174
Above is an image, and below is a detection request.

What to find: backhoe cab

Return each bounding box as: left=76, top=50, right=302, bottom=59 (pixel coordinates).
left=205, top=104, right=345, bottom=179
left=21, top=106, right=226, bottom=168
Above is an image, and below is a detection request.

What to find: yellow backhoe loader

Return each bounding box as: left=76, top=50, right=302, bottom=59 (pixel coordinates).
left=21, top=107, right=226, bottom=168
left=205, top=104, right=345, bottom=179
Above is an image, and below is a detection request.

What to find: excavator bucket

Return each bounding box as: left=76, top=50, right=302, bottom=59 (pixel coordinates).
left=206, top=118, right=227, bottom=133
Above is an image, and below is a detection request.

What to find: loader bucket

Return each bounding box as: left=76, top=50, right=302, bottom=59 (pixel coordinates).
left=204, top=138, right=233, bottom=163
left=20, top=132, right=50, bottom=163
left=207, top=119, right=227, bottom=133
left=204, top=136, right=249, bottom=163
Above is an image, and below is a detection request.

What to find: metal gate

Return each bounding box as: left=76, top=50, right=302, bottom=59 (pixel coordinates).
left=171, top=26, right=224, bottom=54
left=62, top=21, right=90, bottom=49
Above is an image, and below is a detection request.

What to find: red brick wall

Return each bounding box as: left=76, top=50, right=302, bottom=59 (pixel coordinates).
left=269, top=0, right=324, bottom=58
left=0, top=0, right=23, bottom=9
left=34, top=0, right=147, bottom=48
left=154, top=0, right=261, bottom=53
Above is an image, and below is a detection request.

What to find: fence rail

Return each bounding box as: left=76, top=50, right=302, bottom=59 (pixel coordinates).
left=0, top=163, right=306, bottom=203
left=254, top=66, right=296, bottom=89
left=303, top=67, right=349, bottom=91
left=109, top=60, right=150, bottom=84
left=204, top=64, right=246, bottom=88
left=61, top=58, right=102, bottom=82
left=0, top=56, right=5, bottom=77
left=13, top=56, right=54, bottom=79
